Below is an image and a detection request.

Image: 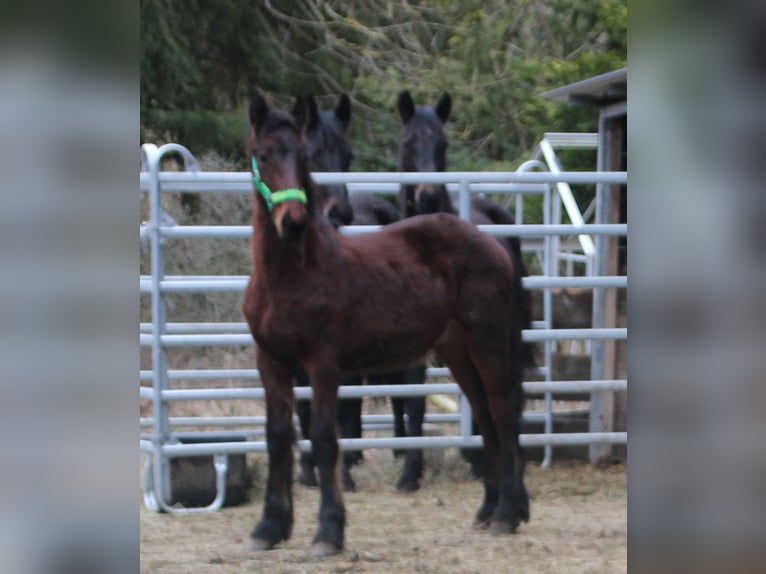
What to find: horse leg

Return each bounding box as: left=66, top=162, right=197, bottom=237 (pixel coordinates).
left=294, top=366, right=318, bottom=488
left=460, top=419, right=485, bottom=479
left=250, top=349, right=296, bottom=550
left=337, top=374, right=363, bottom=492
left=371, top=371, right=405, bottom=458
left=307, top=359, right=345, bottom=556
left=469, top=344, right=528, bottom=533
left=436, top=335, right=501, bottom=527
left=391, top=396, right=406, bottom=458
left=396, top=365, right=426, bottom=492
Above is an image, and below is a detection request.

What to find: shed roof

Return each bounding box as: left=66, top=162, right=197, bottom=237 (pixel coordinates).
left=540, top=68, right=627, bottom=107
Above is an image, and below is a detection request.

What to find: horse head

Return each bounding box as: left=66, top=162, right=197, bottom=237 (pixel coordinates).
left=397, top=90, right=452, bottom=217
left=303, top=94, right=354, bottom=228
left=248, top=94, right=315, bottom=241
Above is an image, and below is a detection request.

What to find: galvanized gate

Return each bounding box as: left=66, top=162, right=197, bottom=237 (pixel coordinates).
left=139, top=138, right=627, bottom=514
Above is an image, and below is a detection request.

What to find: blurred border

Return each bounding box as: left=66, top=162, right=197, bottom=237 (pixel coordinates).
left=0, top=2, right=138, bottom=574
left=630, top=1, right=766, bottom=572
left=4, top=1, right=766, bottom=572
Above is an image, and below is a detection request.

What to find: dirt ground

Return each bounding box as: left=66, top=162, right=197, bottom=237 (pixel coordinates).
left=140, top=449, right=626, bottom=574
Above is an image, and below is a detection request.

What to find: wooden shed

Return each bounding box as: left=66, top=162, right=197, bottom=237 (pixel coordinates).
left=541, top=68, right=627, bottom=462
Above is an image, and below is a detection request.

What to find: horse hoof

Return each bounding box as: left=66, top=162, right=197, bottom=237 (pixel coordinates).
left=395, top=478, right=420, bottom=493
left=311, top=541, right=341, bottom=557
left=489, top=520, right=517, bottom=535
left=247, top=537, right=276, bottom=551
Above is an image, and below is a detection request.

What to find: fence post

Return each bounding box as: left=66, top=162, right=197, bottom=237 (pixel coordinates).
left=589, top=118, right=617, bottom=462
left=142, top=143, right=173, bottom=509
left=541, top=183, right=554, bottom=467
left=457, top=179, right=474, bottom=443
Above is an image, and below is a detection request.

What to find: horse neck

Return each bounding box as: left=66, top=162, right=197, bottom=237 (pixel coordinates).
left=436, top=186, right=456, bottom=214
left=250, top=195, right=332, bottom=284
left=251, top=198, right=302, bottom=281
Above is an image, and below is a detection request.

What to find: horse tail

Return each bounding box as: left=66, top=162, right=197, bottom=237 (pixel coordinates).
left=473, top=196, right=537, bottom=375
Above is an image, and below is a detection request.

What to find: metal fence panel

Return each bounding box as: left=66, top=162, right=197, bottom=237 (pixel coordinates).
left=139, top=142, right=627, bottom=514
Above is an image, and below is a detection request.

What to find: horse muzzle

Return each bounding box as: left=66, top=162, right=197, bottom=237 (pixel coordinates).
left=274, top=202, right=309, bottom=240
left=325, top=200, right=353, bottom=228
left=414, top=184, right=442, bottom=214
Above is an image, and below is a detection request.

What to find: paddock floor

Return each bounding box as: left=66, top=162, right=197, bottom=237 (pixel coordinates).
left=140, top=449, right=626, bottom=573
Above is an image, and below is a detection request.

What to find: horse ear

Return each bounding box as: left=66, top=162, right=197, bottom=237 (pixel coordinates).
left=397, top=91, right=415, bottom=124
left=291, top=95, right=309, bottom=132
left=249, top=94, right=269, bottom=129
left=305, top=94, right=321, bottom=132
left=335, top=94, right=351, bottom=130
left=435, top=92, right=451, bottom=124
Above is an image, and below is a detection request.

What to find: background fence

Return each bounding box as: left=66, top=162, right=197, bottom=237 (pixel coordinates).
left=139, top=139, right=627, bottom=514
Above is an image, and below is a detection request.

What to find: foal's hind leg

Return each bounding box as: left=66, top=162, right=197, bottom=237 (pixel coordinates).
left=435, top=336, right=502, bottom=527
left=469, top=345, right=529, bottom=533
left=460, top=419, right=485, bottom=479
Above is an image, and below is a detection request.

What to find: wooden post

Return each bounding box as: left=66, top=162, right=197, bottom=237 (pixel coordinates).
left=589, top=104, right=625, bottom=462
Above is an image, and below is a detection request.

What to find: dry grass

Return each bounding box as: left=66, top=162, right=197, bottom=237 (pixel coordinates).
left=140, top=453, right=626, bottom=574
left=141, top=152, right=625, bottom=573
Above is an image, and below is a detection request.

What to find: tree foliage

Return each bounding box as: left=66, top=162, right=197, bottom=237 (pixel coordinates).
left=141, top=0, right=626, bottom=169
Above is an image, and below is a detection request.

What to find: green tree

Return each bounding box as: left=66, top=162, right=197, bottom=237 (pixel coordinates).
left=140, top=0, right=627, bottom=168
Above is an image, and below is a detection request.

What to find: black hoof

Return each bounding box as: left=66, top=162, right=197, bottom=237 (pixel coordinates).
left=312, top=541, right=342, bottom=557
left=395, top=475, right=420, bottom=492
left=247, top=537, right=276, bottom=551
left=252, top=515, right=292, bottom=549
left=313, top=517, right=345, bottom=556
left=342, top=470, right=356, bottom=493
left=489, top=519, right=519, bottom=535
left=475, top=504, right=494, bottom=526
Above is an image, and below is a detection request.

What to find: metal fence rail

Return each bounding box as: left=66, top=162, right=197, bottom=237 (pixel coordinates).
left=139, top=141, right=627, bottom=514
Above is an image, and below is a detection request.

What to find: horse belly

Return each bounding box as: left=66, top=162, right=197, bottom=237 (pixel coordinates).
left=337, top=318, right=446, bottom=375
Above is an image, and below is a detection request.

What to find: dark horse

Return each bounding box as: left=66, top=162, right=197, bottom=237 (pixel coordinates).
left=291, top=94, right=364, bottom=492
left=295, top=94, right=429, bottom=493
left=396, top=90, right=536, bottom=478
left=243, top=94, right=529, bottom=556
left=346, top=197, right=428, bottom=493
left=301, top=93, right=354, bottom=227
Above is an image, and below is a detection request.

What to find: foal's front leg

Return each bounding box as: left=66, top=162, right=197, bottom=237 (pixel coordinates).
left=307, top=359, right=345, bottom=556
left=250, top=349, right=296, bottom=550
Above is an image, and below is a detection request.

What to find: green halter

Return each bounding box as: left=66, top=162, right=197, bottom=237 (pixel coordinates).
left=251, top=156, right=308, bottom=217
